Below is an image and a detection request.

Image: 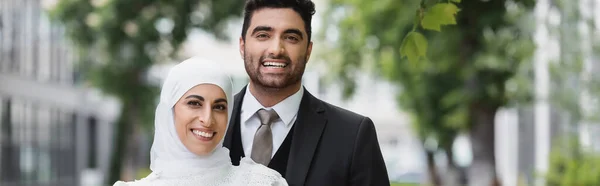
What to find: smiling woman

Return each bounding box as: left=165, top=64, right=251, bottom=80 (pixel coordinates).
left=173, top=84, right=229, bottom=156
left=112, top=57, right=288, bottom=186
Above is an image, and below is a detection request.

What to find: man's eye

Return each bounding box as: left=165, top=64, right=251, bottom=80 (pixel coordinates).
left=256, top=34, right=269, bottom=38
left=286, top=36, right=299, bottom=41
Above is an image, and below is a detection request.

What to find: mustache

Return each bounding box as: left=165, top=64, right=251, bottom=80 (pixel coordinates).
left=259, top=54, right=291, bottom=63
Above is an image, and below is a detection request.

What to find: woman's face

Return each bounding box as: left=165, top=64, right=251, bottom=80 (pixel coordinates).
left=173, top=84, right=228, bottom=156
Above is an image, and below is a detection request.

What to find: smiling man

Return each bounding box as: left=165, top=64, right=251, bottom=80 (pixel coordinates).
left=223, top=0, right=390, bottom=185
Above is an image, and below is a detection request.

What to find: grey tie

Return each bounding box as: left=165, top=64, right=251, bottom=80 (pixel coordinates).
left=251, top=109, right=279, bottom=166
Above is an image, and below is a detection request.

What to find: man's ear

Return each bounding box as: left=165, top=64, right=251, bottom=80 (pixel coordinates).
left=305, top=41, right=313, bottom=64
left=239, top=36, right=245, bottom=60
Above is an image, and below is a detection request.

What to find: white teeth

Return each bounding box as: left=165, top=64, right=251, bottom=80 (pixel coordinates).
left=263, top=62, right=286, bottom=68
left=192, top=130, right=214, bottom=138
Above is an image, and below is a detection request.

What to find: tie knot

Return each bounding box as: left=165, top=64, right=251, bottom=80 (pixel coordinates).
left=257, top=109, right=279, bottom=126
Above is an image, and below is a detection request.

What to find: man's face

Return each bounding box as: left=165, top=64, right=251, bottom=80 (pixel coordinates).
left=240, top=8, right=313, bottom=89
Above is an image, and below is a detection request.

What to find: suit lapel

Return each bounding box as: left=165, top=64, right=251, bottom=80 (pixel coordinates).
left=285, top=89, right=327, bottom=186
left=223, top=86, right=246, bottom=152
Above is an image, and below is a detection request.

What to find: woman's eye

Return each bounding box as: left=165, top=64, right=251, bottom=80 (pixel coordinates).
left=187, top=101, right=201, bottom=106
left=214, top=105, right=227, bottom=110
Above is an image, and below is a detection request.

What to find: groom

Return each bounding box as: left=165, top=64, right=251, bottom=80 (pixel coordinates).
left=223, top=0, right=390, bottom=185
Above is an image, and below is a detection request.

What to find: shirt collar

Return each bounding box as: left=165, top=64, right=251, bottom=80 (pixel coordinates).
left=240, top=85, right=304, bottom=126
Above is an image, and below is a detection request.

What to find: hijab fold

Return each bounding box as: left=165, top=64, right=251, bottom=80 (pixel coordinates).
left=149, top=57, right=234, bottom=178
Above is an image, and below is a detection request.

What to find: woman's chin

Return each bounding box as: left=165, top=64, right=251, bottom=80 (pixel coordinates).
left=190, top=147, right=215, bottom=156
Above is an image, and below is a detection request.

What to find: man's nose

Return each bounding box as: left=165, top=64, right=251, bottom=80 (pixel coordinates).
left=267, top=38, right=285, bottom=57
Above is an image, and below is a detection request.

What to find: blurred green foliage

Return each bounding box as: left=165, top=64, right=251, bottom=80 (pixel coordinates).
left=136, top=168, right=152, bottom=180
left=545, top=138, right=600, bottom=186
left=321, top=0, right=535, bottom=184
left=544, top=0, right=600, bottom=185
left=547, top=0, right=600, bottom=125
left=48, top=0, right=242, bottom=184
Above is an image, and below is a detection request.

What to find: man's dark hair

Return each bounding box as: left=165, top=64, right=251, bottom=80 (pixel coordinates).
left=241, top=0, right=316, bottom=42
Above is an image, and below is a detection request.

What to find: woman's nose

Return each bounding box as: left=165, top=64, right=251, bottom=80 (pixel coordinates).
left=198, top=109, right=213, bottom=127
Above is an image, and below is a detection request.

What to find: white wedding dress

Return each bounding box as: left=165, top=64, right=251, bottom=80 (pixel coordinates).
left=113, top=157, right=287, bottom=186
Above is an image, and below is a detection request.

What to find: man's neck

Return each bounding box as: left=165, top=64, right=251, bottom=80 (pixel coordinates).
left=249, top=82, right=301, bottom=108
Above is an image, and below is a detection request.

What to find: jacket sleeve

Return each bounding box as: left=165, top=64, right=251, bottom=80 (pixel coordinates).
left=349, top=117, right=391, bottom=186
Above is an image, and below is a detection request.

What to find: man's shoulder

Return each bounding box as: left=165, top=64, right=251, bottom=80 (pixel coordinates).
left=234, top=88, right=245, bottom=100
left=312, top=97, right=369, bottom=125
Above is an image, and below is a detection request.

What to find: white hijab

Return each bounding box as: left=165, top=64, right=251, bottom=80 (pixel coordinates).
left=149, top=56, right=234, bottom=178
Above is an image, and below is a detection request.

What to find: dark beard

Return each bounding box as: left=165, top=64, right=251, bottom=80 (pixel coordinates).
left=243, top=52, right=306, bottom=91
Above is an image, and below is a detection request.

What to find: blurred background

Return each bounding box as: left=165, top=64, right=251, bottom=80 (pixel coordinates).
left=2, top=0, right=600, bottom=185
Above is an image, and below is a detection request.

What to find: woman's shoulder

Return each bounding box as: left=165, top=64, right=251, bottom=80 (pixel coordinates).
left=113, top=180, right=148, bottom=186
left=238, top=157, right=280, bottom=176
left=112, top=181, right=133, bottom=186
left=112, top=173, right=158, bottom=186
left=113, top=178, right=157, bottom=186
left=237, top=157, right=288, bottom=186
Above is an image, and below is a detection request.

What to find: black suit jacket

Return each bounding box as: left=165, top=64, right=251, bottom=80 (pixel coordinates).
left=223, top=86, right=390, bottom=186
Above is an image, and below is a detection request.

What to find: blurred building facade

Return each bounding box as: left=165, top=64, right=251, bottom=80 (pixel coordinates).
left=496, top=0, right=600, bottom=186
left=0, top=0, right=119, bottom=185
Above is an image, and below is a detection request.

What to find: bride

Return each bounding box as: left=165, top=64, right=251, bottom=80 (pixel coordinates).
left=114, top=57, right=287, bottom=186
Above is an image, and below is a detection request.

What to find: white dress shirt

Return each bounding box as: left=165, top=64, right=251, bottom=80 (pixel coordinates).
left=240, top=85, right=304, bottom=158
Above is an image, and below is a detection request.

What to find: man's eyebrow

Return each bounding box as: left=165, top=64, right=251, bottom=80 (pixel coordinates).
left=251, top=26, right=273, bottom=35
left=283, top=28, right=304, bottom=40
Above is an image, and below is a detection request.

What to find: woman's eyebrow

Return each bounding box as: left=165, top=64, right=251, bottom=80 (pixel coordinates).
left=214, top=98, right=227, bottom=104
left=185, top=95, right=204, bottom=101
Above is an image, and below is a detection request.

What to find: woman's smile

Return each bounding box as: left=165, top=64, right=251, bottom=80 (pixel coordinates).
left=190, top=128, right=216, bottom=141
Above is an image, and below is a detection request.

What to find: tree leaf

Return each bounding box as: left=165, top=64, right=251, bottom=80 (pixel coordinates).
left=451, top=0, right=461, bottom=3
left=379, top=47, right=397, bottom=79
left=421, top=3, right=460, bottom=31
left=400, top=31, right=428, bottom=64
